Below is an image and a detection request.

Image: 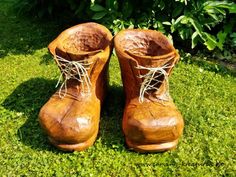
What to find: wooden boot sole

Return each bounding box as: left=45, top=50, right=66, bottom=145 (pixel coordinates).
left=126, top=138, right=179, bottom=153
left=48, top=131, right=98, bottom=151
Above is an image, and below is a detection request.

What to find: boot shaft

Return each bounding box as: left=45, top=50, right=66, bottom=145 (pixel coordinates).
left=114, top=29, right=179, bottom=102
left=48, top=23, right=113, bottom=96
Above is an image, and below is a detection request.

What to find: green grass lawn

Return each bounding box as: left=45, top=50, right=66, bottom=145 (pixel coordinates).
left=0, top=0, right=236, bottom=176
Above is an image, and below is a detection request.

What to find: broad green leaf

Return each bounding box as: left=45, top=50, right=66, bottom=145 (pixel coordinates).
left=172, top=4, right=183, bottom=17
left=180, top=16, right=189, bottom=24
left=179, top=29, right=185, bottom=40
left=207, top=13, right=219, bottom=21
left=204, top=1, right=230, bottom=9
left=203, top=1, right=236, bottom=14
left=229, top=4, right=236, bottom=13
left=230, top=33, right=236, bottom=38
left=191, top=31, right=199, bottom=48
left=153, top=21, right=158, bottom=29
left=92, top=11, right=107, bottom=20
left=162, top=21, right=171, bottom=25
left=213, top=7, right=226, bottom=15
left=205, top=33, right=217, bottom=44
left=204, top=40, right=216, bottom=50
left=217, top=31, right=227, bottom=50
left=204, top=33, right=217, bottom=50
left=184, top=0, right=187, bottom=5
left=113, top=0, right=119, bottom=10
left=205, top=24, right=211, bottom=30
left=159, top=0, right=165, bottom=10
left=179, top=28, right=192, bottom=40
left=175, top=15, right=185, bottom=25
left=189, top=18, right=204, bottom=40
left=90, top=4, right=106, bottom=12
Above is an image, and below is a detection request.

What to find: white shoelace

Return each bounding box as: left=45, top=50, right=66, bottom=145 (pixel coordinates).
left=55, top=55, right=93, bottom=98
left=136, top=62, right=174, bottom=103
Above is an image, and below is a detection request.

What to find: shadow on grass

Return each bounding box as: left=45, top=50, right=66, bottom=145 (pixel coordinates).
left=99, top=84, right=125, bottom=151
left=0, top=1, right=71, bottom=59
left=2, top=77, right=125, bottom=152
left=40, top=52, right=54, bottom=65
left=2, top=78, right=61, bottom=152
left=0, top=12, right=59, bottom=58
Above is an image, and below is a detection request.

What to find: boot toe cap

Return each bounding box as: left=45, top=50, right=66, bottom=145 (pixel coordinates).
left=39, top=103, right=98, bottom=145
left=123, top=101, right=184, bottom=144
left=124, top=115, right=183, bottom=144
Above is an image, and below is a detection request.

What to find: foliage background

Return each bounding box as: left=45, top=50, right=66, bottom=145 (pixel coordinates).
left=15, top=0, right=236, bottom=53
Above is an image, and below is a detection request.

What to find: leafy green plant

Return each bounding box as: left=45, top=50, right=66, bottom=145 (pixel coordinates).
left=172, top=1, right=236, bottom=50
left=14, top=0, right=236, bottom=52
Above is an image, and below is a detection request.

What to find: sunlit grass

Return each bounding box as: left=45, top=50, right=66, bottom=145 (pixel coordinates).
left=0, top=0, right=235, bottom=176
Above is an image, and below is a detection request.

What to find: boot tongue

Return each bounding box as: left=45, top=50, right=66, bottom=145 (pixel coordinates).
left=54, top=45, right=101, bottom=93
left=125, top=49, right=178, bottom=102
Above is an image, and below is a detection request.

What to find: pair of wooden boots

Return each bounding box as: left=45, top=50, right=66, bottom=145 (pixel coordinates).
left=39, top=23, right=184, bottom=152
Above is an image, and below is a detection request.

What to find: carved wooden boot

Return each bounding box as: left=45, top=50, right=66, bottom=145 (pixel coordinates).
left=39, top=23, right=113, bottom=151
left=114, top=29, right=184, bottom=152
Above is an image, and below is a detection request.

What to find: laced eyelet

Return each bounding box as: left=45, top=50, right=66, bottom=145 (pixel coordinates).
left=55, top=55, right=93, bottom=98
left=136, top=62, right=173, bottom=103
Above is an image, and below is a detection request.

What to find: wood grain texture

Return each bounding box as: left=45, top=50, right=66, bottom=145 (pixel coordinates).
left=114, top=29, right=184, bottom=152
left=39, top=23, right=113, bottom=151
